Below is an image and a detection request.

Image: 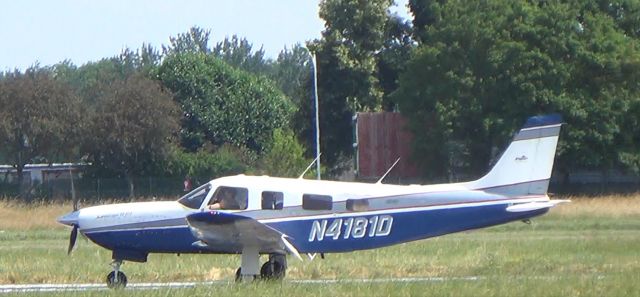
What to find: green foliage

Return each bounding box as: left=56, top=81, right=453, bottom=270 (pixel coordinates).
left=163, top=145, right=252, bottom=182
left=83, top=73, right=180, bottom=196
left=0, top=67, right=85, bottom=197
left=257, top=129, right=312, bottom=178
left=271, top=45, right=318, bottom=158
left=54, top=47, right=161, bottom=105
left=157, top=52, right=294, bottom=153
left=377, top=14, right=414, bottom=110
left=395, top=0, right=640, bottom=179
left=318, top=0, right=391, bottom=112
left=273, top=44, right=312, bottom=106
left=212, top=35, right=271, bottom=75
left=409, top=0, right=446, bottom=43
left=310, top=0, right=400, bottom=173
left=162, top=26, right=211, bottom=55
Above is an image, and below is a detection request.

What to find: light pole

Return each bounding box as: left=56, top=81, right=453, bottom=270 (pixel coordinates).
left=304, top=47, right=321, bottom=180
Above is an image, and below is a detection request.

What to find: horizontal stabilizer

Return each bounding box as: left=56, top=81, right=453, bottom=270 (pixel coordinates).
left=506, top=200, right=570, bottom=212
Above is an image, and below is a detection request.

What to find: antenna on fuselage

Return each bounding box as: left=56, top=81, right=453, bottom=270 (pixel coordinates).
left=375, top=157, right=401, bottom=185
left=298, top=153, right=322, bottom=179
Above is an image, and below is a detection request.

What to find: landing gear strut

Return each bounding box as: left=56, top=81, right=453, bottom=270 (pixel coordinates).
left=106, top=260, right=127, bottom=289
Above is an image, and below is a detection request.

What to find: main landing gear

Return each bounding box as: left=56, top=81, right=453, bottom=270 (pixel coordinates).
left=235, top=251, right=287, bottom=282
left=104, top=252, right=286, bottom=288
left=106, top=260, right=128, bottom=289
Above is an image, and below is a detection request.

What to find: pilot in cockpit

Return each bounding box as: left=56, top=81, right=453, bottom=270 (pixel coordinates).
left=208, top=187, right=237, bottom=210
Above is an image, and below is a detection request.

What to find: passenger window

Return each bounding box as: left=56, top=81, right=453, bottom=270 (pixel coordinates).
left=208, top=186, right=248, bottom=210
left=262, top=191, right=284, bottom=210
left=302, top=194, right=333, bottom=210
left=177, top=184, right=212, bottom=209
left=346, top=199, right=369, bottom=212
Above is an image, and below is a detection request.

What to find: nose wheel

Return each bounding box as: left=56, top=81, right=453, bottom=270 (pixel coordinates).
left=106, top=260, right=128, bottom=289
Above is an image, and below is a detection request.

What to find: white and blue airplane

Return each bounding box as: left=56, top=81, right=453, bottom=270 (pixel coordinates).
left=58, top=114, right=567, bottom=288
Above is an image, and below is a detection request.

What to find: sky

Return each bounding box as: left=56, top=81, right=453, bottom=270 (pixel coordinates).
left=0, top=0, right=410, bottom=71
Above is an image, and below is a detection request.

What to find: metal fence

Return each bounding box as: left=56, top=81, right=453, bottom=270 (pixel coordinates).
left=2, top=171, right=640, bottom=202
left=0, top=176, right=212, bottom=202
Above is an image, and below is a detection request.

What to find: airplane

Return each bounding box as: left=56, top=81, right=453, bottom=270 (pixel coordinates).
left=58, top=114, right=567, bottom=288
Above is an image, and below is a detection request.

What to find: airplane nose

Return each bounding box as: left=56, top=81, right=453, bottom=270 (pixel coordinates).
left=58, top=210, right=80, bottom=227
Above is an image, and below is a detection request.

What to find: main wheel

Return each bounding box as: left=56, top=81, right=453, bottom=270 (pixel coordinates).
left=260, top=259, right=286, bottom=280
left=106, top=271, right=128, bottom=289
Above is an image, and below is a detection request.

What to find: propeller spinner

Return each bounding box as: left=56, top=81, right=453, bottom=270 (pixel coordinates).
left=58, top=209, right=80, bottom=254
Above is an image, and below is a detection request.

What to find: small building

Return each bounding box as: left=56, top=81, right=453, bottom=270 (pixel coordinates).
left=0, top=163, right=85, bottom=185
left=354, top=112, right=419, bottom=182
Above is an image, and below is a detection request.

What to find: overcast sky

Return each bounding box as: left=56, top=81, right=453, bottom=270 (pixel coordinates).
left=0, top=0, right=410, bottom=71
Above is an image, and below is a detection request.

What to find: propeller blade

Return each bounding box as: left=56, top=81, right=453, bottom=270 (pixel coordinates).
left=70, top=167, right=78, bottom=211
left=68, top=225, right=78, bottom=255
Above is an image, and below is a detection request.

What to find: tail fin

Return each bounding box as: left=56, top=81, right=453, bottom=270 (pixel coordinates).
left=469, top=114, right=563, bottom=196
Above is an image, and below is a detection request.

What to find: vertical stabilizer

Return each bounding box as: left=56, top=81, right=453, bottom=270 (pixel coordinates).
left=469, top=114, right=563, bottom=195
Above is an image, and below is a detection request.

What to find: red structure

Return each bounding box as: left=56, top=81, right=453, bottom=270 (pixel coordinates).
left=355, top=112, right=419, bottom=181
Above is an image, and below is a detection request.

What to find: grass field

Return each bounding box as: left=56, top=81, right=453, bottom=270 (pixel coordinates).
left=1, top=195, right=639, bottom=296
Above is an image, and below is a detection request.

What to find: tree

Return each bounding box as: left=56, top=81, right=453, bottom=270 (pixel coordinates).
left=0, top=67, right=84, bottom=198
left=157, top=52, right=294, bottom=153
left=270, top=44, right=317, bottom=151
left=308, top=0, right=397, bottom=172
left=409, top=0, right=446, bottom=43
left=212, top=35, right=271, bottom=75
left=272, top=45, right=312, bottom=101
left=83, top=73, right=180, bottom=197
left=317, top=0, right=391, bottom=111
left=377, top=13, right=414, bottom=110
left=257, top=129, right=312, bottom=178
left=586, top=0, right=640, bottom=38
left=394, top=0, right=640, bottom=180
left=162, top=26, right=211, bottom=55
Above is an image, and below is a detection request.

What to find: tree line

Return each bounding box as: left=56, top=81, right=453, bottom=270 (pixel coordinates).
left=1, top=0, right=640, bottom=200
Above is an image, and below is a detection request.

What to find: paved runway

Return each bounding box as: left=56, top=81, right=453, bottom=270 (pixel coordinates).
left=0, top=277, right=483, bottom=293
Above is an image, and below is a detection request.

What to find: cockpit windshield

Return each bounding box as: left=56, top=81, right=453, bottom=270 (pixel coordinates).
left=177, top=183, right=212, bottom=209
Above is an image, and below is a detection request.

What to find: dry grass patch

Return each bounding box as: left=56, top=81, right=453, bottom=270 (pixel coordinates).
left=553, top=194, right=640, bottom=217
left=0, top=200, right=72, bottom=230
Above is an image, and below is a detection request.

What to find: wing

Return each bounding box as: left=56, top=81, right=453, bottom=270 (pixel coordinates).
left=186, top=211, right=301, bottom=259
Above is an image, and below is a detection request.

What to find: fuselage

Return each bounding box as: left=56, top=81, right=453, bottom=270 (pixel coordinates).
left=59, top=175, right=551, bottom=256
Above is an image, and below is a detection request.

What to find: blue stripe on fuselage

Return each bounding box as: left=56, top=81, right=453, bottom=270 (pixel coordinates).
left=82, top=202, right=548, bottom=255
left=268, top=203, right=547, bottom=253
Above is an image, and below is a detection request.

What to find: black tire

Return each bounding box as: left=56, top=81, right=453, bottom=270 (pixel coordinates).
left=106, top=271, right=128, bottom=289
left=260, top=260, right=286, bottom=280
left=235, top=267, right=242, bottom=283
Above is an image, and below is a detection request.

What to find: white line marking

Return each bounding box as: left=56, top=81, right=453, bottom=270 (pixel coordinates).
left=0, top=275, right=605, bottom=293
left=0, top=278, right=473, bottom=293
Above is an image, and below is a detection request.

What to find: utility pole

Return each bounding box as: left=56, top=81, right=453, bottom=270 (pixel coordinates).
left=304, top=47, right=321, bottom=180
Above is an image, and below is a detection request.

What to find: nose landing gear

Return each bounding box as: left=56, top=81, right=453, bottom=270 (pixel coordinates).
left=106, top=260, right=127, bottom=289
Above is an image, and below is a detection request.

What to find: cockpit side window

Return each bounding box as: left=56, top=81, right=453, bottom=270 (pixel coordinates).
left=177, top=184, right=212, bottom=209
left=208, top=186, right=248, bottom=210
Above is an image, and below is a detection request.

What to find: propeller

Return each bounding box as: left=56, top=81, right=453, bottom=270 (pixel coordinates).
left=68, top=224, right=78, bottom=255
left=67, top=166, right=79, bottom=255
